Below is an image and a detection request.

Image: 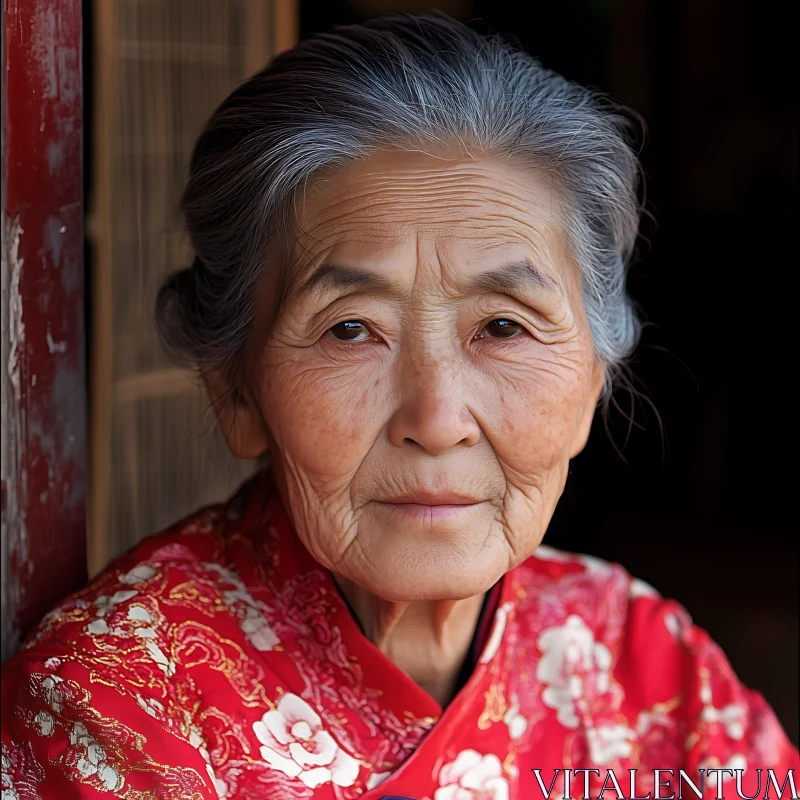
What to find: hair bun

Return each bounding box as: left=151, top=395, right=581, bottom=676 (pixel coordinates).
left=154, top=263, right=203, bottom=363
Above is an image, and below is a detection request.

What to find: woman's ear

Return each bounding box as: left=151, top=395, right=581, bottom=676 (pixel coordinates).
left=569, top=360, right=605, bottom=459
left=203, top=370, right=269, bottom=459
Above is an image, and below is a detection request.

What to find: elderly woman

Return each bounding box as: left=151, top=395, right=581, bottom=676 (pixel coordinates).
left=2, top=12, right=798, bottom=800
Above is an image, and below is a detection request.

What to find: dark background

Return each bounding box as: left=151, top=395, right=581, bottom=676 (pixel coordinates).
left=300, top=0, right=800, bottom=741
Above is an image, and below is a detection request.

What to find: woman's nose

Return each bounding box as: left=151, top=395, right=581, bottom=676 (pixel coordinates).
left=386, top=359, right=481, bottom=455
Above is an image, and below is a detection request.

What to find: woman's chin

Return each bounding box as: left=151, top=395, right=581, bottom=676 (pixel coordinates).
left=354, top=537, right=507, bottom=602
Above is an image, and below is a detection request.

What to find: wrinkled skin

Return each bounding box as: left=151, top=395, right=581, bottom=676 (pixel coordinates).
left=208, top=147, right=604, bottom=704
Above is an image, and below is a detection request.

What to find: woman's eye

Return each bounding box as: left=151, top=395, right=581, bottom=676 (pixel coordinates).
left=479, top=319, right=525, bottom=339
left=327, top=320, right=372, bottom=342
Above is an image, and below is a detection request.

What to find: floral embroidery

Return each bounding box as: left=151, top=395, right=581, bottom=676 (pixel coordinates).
left=584, top=723, right=637, bottom=764
left=434, top=750, right=509, bottom=800
left=185, top=717, right=228, bottom=799
left=8, top=671, right=209, bottom=797
left=536, top=615, right=613, bottom=728
left=32, top=712, right=54, bottom=737
left=119, top=563, right=158, bottom=585
left=70, top=721, right=125, bottom=792
left=252, top=693, right=360, bottom=789
left=698, top=752, right=748, bottom=775
left=502, top=694, right=527, bottom=741
left=204, top=563, right=280, bottom=652
left=2, top=741, right=45, bottom=800
left=701, top=702, right=746, bottom=740
left=136, top=695, right=166, bottom=719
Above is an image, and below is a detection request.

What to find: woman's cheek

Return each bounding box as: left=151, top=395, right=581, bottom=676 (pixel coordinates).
left=262, top=357, right=388, bottom=475
left=480, top=360, right=587, bottom=472
left=489, top=396, right=564, bottom=473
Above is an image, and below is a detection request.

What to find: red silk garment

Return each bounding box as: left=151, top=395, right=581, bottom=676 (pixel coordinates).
left=2, top=473, right=798, bottom=799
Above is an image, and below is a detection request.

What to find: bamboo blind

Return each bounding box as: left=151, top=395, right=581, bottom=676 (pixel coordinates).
left=89, top=0, right=297, bottom=577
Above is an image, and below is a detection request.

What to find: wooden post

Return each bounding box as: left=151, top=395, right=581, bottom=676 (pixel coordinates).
left=1, top=0, right=86, bottom=661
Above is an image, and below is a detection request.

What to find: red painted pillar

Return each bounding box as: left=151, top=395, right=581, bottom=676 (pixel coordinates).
left=1, top=0, right=86, bottom=660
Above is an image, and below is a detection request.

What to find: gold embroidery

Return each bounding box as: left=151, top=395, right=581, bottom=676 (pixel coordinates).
left=172, top=621, right=275, bottom=709
left=477, top=682, right=508, bottom=730
left=167, top=583, right=227, bottom=617
left=18, top=672, right=209, bottom=799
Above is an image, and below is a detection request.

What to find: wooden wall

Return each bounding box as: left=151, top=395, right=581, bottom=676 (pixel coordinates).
left=88, top=0, right=297, bottom=576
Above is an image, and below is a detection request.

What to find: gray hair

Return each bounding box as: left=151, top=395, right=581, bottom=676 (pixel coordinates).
left=156, top=11, right=644, bottom=400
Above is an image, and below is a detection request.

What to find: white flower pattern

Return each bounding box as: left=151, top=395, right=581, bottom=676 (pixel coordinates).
left=119, top=564, right=157, bottom=585
left=70, top=722, right=124, bottom=792
left=205, top=563, right=280, bottom=652
left=434, top=750, right=509, bottom=800
left=536, top=615, right=613, bottom=729
left=253, top=693, right=360, bottom=789
left=586, top=724, right=637, bottom=764
left=1, top=759, right=19, bottom=800
left=502, top=693, right=528, bottom=740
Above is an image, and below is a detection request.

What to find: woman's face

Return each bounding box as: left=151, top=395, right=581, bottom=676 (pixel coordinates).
left=225, top=148, right=603, bottom=601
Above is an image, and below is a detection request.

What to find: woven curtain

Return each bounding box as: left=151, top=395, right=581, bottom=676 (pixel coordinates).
left=90, top=0, right=290, bottom=575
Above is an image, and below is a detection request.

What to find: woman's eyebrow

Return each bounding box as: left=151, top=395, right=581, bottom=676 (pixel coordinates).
left=296, top=258, right=559, bottom=299
left=298, top=264, right=393, bottom=298
left=465, top=259, right=560, bottom=296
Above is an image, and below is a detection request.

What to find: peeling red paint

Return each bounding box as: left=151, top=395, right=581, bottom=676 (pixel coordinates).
left=2, top=0, right=85, bottom=659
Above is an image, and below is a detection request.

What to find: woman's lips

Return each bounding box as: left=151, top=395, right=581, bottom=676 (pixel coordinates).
left=379, top=492, right=482, bottom=505
left=375, top=499, right=485, bottom=520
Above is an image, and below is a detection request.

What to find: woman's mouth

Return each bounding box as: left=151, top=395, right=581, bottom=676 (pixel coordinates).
left=374, top=494, right=485, bottom=521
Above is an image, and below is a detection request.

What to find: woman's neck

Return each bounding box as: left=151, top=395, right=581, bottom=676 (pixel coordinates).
left=332, top=572, right=486, bottom=708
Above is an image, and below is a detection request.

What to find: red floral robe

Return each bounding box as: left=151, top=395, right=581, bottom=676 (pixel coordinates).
left=2, top=472, right=798, bottom=800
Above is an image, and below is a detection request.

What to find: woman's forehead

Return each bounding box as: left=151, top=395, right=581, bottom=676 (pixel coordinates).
left=299, top=148, right=562, bottom=230
left=291, top=148, right=572, bottom=283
